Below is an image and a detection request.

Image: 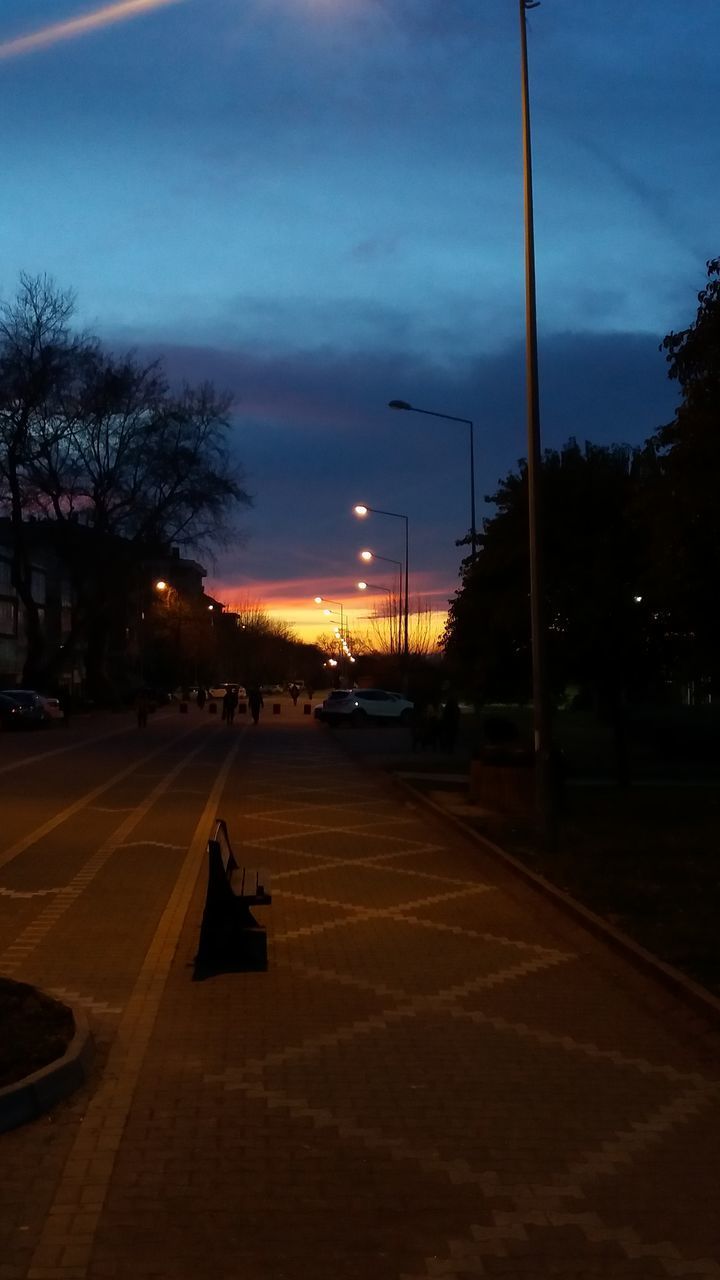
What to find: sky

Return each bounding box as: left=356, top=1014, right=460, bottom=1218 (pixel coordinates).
left=1, top=0, right=717, bottom=644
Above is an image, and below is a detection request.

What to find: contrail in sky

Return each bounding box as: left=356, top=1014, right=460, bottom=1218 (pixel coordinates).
left=0, top=0, right=184, bottom=62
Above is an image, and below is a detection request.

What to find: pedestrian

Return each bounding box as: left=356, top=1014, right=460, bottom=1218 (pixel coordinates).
left=197, top=687, right=207, bottom=711
left=440, top=694, right=461, bottom=754
left=248, top=686, right=263, bottom=725
left=136, top=690, right=149, bottom=729
left=222, top=688, right=232, bottom=724
left=227, top=686, right=238, bottom=725
left=289, top=683, right=300, bottom=706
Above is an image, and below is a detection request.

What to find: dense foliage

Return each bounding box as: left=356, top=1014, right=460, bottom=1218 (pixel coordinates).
left=444, top=259, right=720, bottom=707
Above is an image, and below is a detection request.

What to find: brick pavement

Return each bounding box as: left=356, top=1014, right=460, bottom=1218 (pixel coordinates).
left=3, top=713, right=720, bottom=1279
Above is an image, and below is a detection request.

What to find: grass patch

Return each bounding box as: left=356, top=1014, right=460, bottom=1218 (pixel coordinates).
left=403, top=773, right=720, bottom=1000
left=0, top=978, right=75, bottom=1088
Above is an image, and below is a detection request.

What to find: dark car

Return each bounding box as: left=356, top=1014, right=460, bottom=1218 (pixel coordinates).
left=0, top=691, right=45, bottom=729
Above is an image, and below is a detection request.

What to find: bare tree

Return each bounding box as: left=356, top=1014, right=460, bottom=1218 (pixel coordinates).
left=1, top=273, right=253, bottom=692
left=408, top=596, right=445, bottom=656
left=359, top=594, right=443, bottom=657
left=0, top=273, right=87, bottom=681
left=362, top=590, right=403, bottom=655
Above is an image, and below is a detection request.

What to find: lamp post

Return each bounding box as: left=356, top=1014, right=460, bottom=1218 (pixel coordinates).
left=359, top=549, right=403, bottom=654
left=154, top=578, right=183, bottom=686
left=353, top=505, right=409, bottom=663
left=388, top=400, right=477, bottom=561
left=519, top=0, right=551, bottom=835
left=313, top=596, right=347, bottom=678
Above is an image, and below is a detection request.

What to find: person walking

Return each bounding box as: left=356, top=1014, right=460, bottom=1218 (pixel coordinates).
left=248, top=686, right=263, bottom=726
left=197, top=686, right=207, bottom=711
left=289, top=683, right=300, bottom=706
left=227, top=686, right=238, bottom=725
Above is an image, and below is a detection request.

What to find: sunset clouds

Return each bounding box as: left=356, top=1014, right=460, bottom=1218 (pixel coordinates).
left=0, top=0, right=183, bottom=61
left=0, top=0, right=713, bottom=637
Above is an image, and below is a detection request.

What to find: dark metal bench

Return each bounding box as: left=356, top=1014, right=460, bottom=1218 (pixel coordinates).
left=194, top=819, right=271, bottom=974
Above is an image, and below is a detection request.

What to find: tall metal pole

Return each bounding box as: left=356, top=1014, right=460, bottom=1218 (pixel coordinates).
left=403, top=515, right=409, bottom=662
left=519, top=0, right=551, bottom=835
left=340, top=604, right=345, bottom=682
left=469, top=420, right=477, bottom=561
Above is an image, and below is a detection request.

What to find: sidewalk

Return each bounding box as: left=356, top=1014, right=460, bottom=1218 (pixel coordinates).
left=14, top=718, right=720, bottom=1279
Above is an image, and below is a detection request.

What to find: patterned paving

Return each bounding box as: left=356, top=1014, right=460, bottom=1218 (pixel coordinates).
left=91, top=724, right=720, bottom=1279
left=3, top=714, right=720, bottom=1279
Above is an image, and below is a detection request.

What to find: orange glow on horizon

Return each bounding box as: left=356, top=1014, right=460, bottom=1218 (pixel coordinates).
left=0, top=0, right=184, bottom=62
left=206, top=576, right=449, bottom=647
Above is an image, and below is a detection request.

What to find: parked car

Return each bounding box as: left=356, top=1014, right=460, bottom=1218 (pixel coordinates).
left=39, top=694, right=64, bottom=720
left=314, top=688, right=414, bottom=726
left=208, top=684, right=247, bottom=700
left=0, top=690, right=46, bottom=729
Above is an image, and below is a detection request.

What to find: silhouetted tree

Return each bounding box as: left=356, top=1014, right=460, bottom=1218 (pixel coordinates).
left=1, top=273, right=252, bottom=693
left=443, top=440, right=653, bottom=713
left=638, top=257, right=720, bottom=694
left=0, top=274, right=89, bottom=682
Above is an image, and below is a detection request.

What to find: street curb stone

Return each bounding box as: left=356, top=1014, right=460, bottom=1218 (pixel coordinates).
left=0, top=999, right=94, bottom=1133
left=392, top=771, right=720, bottom=1029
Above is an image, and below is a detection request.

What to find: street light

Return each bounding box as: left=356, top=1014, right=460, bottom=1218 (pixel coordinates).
left=360, top=548, right=402, bottom=574
left=359, top=549, right=403, bottom=652
left=313, top=595, right=347, bottom=676
left=388, top=399, right=477, bottom=561
left=353, top=505, right=409, bottom=662
left=314, top=596, right=345, bottom=633
left=518, top=0, right=551, bottom=834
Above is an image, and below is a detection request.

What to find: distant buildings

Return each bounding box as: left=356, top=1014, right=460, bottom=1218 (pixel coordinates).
left=0, top=519, right=220, bottom=694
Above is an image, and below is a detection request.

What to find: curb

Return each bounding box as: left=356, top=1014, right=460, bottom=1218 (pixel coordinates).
left=0, top=1000, right=94, bottom=1133
left=392, top=773, right=720, bottom=1029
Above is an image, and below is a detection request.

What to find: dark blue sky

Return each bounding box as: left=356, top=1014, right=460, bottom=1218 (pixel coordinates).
left=1, top=0, right=716, bottom=638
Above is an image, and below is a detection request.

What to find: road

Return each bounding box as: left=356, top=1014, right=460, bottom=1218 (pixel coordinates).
left=1, top=701, right=720, bottom=1280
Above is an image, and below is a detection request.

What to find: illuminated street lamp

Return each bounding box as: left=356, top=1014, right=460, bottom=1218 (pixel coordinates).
left=313, top=595, right=348, bottom=677
left=388, top=399, right=477, bottom=561
left=358, top=550, right=403, bottom=652
left=313, top=595, right=345, bottom=637
left=353, top=505, right=409, bottom=661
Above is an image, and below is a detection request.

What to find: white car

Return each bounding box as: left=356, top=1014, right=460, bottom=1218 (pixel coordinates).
left=315, top=688, right=414, bottom=726
left=208, top=684, right=247, bottom=700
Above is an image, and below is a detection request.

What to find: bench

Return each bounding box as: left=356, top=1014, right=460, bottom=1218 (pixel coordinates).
left=195, top=818, right=271, bottom=974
